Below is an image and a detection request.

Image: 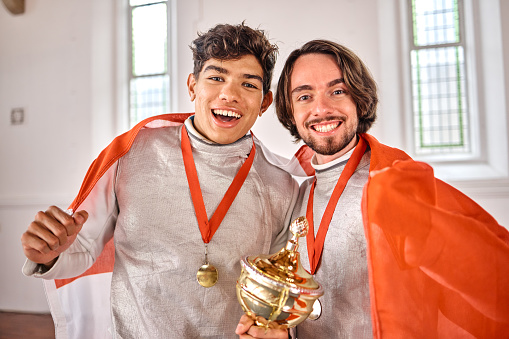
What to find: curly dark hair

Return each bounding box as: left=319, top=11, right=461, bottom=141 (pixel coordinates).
left=190, top=22, right=278, bottom=95
left=275, top=39, right=378, bottom=141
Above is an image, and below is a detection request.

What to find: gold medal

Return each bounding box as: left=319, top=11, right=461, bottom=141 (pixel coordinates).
left=197, top=263, right=218, bottom=288
left=181, top=127, right=255, bottom=289
left=308, top=298, right=322, bottom=320
left=197, top=245, right=218, bottom=288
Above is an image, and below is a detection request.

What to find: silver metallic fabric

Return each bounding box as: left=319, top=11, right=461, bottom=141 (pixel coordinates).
left=292, top=150, right=373, bottom=339
left=110, top=125, right=297, bottom=338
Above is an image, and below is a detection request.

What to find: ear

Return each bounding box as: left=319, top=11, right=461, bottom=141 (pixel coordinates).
left=258, top=91, right=273, bottom=117
left=187, top=73, right=197, bottom=101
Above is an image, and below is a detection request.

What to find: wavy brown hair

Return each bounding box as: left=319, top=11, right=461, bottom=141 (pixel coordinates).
left=275, top=40, right=378, bottom=141
left=190, top=22, right=278, bottom=95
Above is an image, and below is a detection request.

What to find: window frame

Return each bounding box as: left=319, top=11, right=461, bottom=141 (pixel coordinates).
left=407, top=0, right=475, bottom=158
left=126, top=0, right=177, bottom=128
left=376, top=0, right=508, bottom=187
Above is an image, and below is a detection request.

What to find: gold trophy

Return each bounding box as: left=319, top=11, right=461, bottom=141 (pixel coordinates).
left=236, top=216, right=323, bottom=329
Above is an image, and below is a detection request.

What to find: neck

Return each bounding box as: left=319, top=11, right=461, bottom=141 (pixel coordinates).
left=185, top=116, right=215, bottom=144
left=315, top=135, right=359, bottom=165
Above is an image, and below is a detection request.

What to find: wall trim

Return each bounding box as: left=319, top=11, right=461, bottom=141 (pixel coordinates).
left=443, top=179, right=509, bottom=198
left=0, top=194, right=74, bottom=208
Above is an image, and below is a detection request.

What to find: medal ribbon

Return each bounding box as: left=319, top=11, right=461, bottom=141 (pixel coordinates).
left=181, top=126, right=256, bottom=243
left=306, top=137, right=367, bottom=274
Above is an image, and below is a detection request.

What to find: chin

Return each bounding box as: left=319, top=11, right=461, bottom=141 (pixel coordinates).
left=304, top=134, right=356, bottom=156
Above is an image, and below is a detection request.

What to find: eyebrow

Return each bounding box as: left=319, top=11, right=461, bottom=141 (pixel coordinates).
left=203, top=65, right=263, bottom=83
left=244, top=73, right=263, bottom=83
left=291, top=78, right=345, bottom=95
left=328, top=78, right=345, bottom=87
left=204, top=65, right=228, bottom=74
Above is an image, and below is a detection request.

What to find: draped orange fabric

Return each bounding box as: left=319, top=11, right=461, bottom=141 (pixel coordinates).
left=294, top=144, right=316, bottom=177
left=361, top=133, right=509, bottom=338
left=69, top=113, right=193, bottom=212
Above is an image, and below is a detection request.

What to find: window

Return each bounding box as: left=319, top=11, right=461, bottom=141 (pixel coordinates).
left=377, top=0, right=508, bottom=183
left=129, top=0, right=171, bottom=127
left=409, top=0, right=470, bottom=156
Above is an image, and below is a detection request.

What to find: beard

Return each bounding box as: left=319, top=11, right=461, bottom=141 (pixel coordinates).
left=301, top=127, right=357, bottom=156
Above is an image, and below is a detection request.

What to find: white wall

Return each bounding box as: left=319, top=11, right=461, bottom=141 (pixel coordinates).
left=0, top=0, right=508, bottom=313
left=0, top=0, right=96, bottom=312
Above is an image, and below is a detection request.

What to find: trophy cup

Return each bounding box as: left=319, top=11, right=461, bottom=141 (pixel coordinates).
left=236, top=216, right=323, bottom=329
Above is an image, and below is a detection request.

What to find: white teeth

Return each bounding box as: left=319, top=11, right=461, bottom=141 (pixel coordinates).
left=314, top=122, right=339, bottom=132
left=213, top=109, right=241, bottom=119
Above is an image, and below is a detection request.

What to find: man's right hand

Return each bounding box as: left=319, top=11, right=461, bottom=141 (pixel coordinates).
left=21, top=206, right=88, bottom=266
left=236, top=315, right=289, bottom=338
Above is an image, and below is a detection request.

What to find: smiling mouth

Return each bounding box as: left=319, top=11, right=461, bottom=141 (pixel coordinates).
left=311, top=121, right=341, bottom=133
left=212, top=109, right=241, bottom=122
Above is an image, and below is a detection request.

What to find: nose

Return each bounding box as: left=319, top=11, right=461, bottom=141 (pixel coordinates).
left=312, top=94, right=332, bottom=116
left=219, top=82, right=239, bottom=103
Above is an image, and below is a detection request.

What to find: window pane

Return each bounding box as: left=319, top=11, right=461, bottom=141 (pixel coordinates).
left=132, top=3, right=167, bottom=76
left=411, top=46, right=469, bottom=154
left=412, top=0, right=460, bottom=46
left=130, top=75, right=170, bottom=127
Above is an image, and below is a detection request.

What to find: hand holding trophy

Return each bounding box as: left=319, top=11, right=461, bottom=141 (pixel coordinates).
left=236, top=216, right=323, bottom=330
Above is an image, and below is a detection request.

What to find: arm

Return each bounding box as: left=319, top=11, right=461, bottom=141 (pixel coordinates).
left=269, top=178, right=300, bottom=254
left=21, top=162, right=119, bottom=279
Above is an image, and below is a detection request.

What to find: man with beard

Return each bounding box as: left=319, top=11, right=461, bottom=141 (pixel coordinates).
left=236, top=40, right=509, bottom=338
left=21, top=23, right=300, bottom=338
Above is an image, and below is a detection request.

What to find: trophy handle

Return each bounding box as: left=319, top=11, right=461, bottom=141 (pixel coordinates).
left=254, top=286, right=290, bottom=329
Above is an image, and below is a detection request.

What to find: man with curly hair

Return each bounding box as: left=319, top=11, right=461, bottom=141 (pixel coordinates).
left=21, top=23, right=299, bottom=338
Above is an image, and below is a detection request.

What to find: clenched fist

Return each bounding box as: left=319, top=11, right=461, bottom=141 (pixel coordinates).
left=21, top=206, right=88, bottom=267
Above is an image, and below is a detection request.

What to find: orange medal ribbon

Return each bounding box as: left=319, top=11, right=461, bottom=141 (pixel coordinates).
left=181, top=126, right=256, bottom=243
left=306, top=137, right=367, bottom=274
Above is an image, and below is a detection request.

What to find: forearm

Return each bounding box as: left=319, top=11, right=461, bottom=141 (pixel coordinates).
left=270, top=179, right=299, bottom=254
left=22, top=238, right=95, bottom=279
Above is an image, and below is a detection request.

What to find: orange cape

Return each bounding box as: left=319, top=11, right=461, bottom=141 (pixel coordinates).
left=361, top=133, right=509, bottom=337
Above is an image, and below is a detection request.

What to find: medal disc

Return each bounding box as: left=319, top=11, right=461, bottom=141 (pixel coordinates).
left=308, top=299, right=322, bottom=320
left=197, top=264, right=218, bottom=288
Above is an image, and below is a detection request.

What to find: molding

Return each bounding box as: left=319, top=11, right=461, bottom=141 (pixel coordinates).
left=443, top=179, right=509, bottom=198
left=0, top=194, right=73, bottom=209
left=2, top=0, right=24, bottom=15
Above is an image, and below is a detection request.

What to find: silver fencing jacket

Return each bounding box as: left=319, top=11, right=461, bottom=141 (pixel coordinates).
left=291, top=149, right=372, bottom=339
left=24, top=120, right=299, bottom=338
